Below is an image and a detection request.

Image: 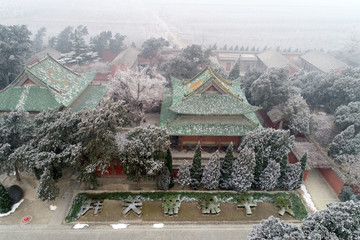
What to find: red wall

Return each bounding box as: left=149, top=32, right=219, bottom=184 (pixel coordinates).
left=318, top=168, right=345, bottom=195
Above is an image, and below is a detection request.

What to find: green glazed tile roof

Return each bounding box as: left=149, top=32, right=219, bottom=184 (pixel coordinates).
left=169, top=66, right=259, bottom=115
left=69, top=85, right=108, bottom=112
left=160, top=67, right=263, bottom=136
left=0, top=55, right=98, bottom=112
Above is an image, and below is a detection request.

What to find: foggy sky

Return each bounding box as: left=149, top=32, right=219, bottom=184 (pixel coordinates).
left=1, top=0, right=360, bottom=51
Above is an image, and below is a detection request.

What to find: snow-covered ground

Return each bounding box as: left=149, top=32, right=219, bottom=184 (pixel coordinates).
left=0, top=199, right=24, bottom=217
left=300, top=184, right=317, bottom=212
left=73, top=223, right=89, bottom=229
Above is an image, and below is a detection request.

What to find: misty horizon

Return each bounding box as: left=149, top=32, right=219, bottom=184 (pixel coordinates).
left=1, top=0, right=360, bottom=51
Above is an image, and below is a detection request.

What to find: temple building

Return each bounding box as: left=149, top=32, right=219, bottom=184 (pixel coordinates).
left=0, top=55, right=107, bottom=113
left=160, top=66, right=263, bottom=151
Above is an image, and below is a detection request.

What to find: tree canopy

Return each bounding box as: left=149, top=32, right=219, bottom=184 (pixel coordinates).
left=0, top=25, right=32, bottom=89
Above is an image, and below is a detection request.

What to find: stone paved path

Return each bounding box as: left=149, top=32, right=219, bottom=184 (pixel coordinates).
left=303, top=169, right=340, bottom=210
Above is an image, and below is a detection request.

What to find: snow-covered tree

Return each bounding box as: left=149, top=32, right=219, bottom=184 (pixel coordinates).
left=0, top=25, right=32, bottom=89
left=90, top=31, right=126, bottom=55
left=328, top=125, right=360, bottom=163
left=190, top=142, right=202, bottom=190
left=176, top=160, right=191, bottom=189
left=165, top=148, right=174, bottom=188
left=342, top=157, right=360, bottom=193
left=298, top=152, right=307, bottom=187
left=0, top=182, right=12, bottom=213
left=248, top=216, right=304, bottom=240
left=37, top=168, right=59, bottom=202
left=201, top=151, right=221, bottom=190
left=58, top=25, right=98, bottom=65
left=54, top=26, right=73, bottom=53
left=259, top=159, right=281, bottom=191
left=240, top=128, right=294, bottom=187
left=0, top=109, right=33, bottom=181
left=334, top=101, right=360, bottom=130
left=162, top=44, right=212, bottom=79
left=241, top=69, right=263, bottom=99
left=17, top=108, right=81, bottom=177
left=250, top=68, right=290, bottom=110
left=156, top=166, right=171, bottom=191
left=32, top=27, right=46, bottom=53
left=228, top=59, right=240, bottom=80
left=219, top=142, right=234, bottom=190
left=301, top=201, right=360, bottom=240
left=230, top=146, right=256, bottom=192
left=283, top=94, right=316, bottom=136
left=139, top=37, right=169, bottom=67
left=282, top=162, right=302, bottom=190
left=107, top=67, right=166, bottom=125
left=120, top=125, right=169, bottom=189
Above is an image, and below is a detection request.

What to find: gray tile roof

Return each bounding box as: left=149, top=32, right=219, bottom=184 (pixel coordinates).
left=301, top=51, right=347, bottom=73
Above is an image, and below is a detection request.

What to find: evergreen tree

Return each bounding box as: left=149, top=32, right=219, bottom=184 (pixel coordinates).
left=176, top=160, right=191, bottom=189
left=32, top=27, right=47, bottom=53
left=37, top=168, right=59, bottom=202
left=240, top=128, right=294, bottom=188
left=328, top=125, right=360, bottom=163
left=223, top=44, right=227, bottom=50
left=259, top=159, right=281, bottom=191
left=230, top=146, right=256, bottom=192
left=156, top=166, right=171, bottom=191
left=0, top=109, right=33, bottom=181
left=201, top=151, right=221, bottom=190
left=121, top=125, right=169, bottom=189
left=190, top=142, right=202, bottom=190
left=228, top=59, right=240, bottom=80
left=55, top=26, right=73, bottom=53
left=0, top=182, right=12, bottom=213
left=165, top=148, right=174, bottom=188
left=298, top=153, right=307, bottom=186
left=301, top=201, right=360, bottom=239
left=283, top=163, right=302, bottom=190
left=0, top=25, right=32, bottom=89
left=248, top=216, right=304, bottom=240
left=219, top=142, right=234, bottom=190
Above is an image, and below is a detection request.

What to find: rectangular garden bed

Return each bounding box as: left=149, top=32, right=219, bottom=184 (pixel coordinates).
left=65, top=191, right=308, bottom=223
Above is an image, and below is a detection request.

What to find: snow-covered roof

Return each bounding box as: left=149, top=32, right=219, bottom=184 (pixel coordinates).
left=293, top=140, right=331, bottom=168
left=159, top=66, right=262, bottom=136
left=217, top=52, right=241, bottom=61
left=257, top=50, right=291, bottom=68
left=267, top=104, right=285, bottom=123
left=301, top=51, right=347, bottom=73
left=0, top=55, right=101, bottom=112
left=110, top=47, right=140, bottom=69
left=240, top=54, right=257, bottom=61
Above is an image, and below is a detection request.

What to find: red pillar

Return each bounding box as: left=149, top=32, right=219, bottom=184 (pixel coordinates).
left=218, top=137, right=221, bottom=151
left=180, top=136, right=183, bottom=152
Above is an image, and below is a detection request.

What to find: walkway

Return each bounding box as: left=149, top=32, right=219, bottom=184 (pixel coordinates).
left=303, top=169, right=340, bottom=210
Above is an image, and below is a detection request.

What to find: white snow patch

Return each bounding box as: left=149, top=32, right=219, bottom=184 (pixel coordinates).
left=0, top=199, right=24, bottom=217
left=111, top=223, right=128, bottom=229
left=301, top=184, right=318, bottom=212
left=153, top=223, right=164, bottom=228
left=73, top=223, right=89, bottom=229
left=50, top=205, right=57, bottom=211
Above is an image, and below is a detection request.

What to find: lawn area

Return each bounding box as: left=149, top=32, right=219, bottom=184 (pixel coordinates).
left=66, top=191, right=308, bottom=223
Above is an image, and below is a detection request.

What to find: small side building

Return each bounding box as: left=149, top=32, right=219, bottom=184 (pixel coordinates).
left=160, top=66, right=263, bottom=151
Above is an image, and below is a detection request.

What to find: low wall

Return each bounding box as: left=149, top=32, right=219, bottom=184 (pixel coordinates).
left=318, top=168, right=344, bottom=195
